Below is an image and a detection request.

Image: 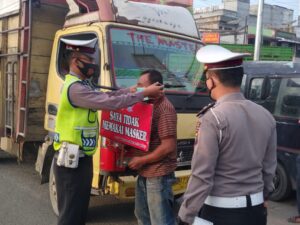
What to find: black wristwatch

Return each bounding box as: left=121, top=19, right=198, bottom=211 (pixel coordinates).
left=177, top=217, right=189, bottom=225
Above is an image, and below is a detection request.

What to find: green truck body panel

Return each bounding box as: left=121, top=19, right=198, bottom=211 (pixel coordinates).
left=221, top=44, right=293, bottom=61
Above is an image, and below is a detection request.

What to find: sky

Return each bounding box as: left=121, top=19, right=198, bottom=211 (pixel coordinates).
left=193, top=0, right=299, bottom=20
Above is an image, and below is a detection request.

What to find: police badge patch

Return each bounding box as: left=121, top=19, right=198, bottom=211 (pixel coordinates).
left=194, top=118, right=201, bottom=146
left=194, top=102, right=215, bottom=146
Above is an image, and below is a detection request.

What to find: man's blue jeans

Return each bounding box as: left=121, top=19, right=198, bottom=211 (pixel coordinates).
left=135, top=173, right=176, bottom=225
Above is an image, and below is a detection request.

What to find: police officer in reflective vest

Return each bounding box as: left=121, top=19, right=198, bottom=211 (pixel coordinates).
left=53, top=38, right=163, bottom=225
left=178, top=45, right=277, bottom=225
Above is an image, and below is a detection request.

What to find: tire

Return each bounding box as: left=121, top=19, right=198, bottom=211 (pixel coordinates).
left=172, top=194, right=183, bottom=214
left=269, top=162, right=292, bottom=201
left=49, top=158, right=59, bottom=216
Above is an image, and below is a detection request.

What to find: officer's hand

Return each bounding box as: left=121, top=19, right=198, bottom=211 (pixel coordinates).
left=143, top=82, right=164, bottom=98
left=128, top=157, right=146, bottom=170
left=130, top=84, right=137, bottom=93
left=177, top=217, right=189, bottom=225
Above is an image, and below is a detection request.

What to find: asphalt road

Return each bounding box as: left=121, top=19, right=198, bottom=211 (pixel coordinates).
left=0, top=150, right=298, bottom=225
left=0, top=151, right=137, bottom=225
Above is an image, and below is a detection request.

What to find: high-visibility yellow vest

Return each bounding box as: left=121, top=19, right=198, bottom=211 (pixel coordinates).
left=53, top=74, right=98, bottom=156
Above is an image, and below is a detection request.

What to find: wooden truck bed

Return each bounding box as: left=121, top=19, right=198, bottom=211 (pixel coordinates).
left=0, top=3, right=67, bottom=154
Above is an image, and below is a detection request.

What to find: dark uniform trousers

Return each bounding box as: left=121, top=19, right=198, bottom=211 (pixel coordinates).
left=200, top=196, right=267, bottom=225
left=53, top=155, right=93, bottom=225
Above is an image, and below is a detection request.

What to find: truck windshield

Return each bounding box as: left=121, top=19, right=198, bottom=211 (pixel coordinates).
left=108, top=27, right=204, bottom=93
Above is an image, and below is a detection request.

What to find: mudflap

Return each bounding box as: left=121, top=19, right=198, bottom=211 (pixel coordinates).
left=0, top=137, right=20, bottom=158
left=173, top=170, right=191, bottom=196
left=104, top=175, right=137, bottom=199
left=35, top=136, right=55, bottom=184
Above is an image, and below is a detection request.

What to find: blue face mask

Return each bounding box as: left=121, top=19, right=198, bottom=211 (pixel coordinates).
left=136, top=87, right=149, bottom=101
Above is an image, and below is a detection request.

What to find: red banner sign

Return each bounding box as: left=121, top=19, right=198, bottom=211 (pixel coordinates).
left=100, top=102, right=153, bottom=152
left=202, top=32, right=220, bottom=44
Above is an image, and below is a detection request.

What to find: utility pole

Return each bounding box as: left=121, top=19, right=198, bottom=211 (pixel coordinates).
left=243, top=16, right=248, bottom=44
left=254, top=0, right=264, bottom=61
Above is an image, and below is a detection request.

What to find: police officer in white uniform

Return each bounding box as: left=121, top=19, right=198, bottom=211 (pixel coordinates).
left=178, top=45, right=277, bottom=225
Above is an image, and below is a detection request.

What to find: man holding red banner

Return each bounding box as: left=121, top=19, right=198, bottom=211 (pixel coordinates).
left=129, top=70, right=178, bottom=225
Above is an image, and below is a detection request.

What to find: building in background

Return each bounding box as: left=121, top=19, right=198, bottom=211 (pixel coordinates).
left=249, top=4, right=293, bottom=31
left=194, top=5, right=239, bottom=32
left=131, top=0, right=193, bottom=8
left=194, top=0, right=297, bottom=44
left=194, top=0, right=250, bottom=44
left=294, top=16, right=300, bottom=38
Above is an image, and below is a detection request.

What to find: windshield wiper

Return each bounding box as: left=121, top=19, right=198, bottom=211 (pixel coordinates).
left=186, top=87, right=207, bottom=100
left=92, top=83, right=186, bottom=91
left=91, top=82, right=119, bottom=91
left=164, top=83, right=186, bottom=88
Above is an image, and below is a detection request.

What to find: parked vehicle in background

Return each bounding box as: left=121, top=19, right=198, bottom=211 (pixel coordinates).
left=242, top=62, right=300, bottom=201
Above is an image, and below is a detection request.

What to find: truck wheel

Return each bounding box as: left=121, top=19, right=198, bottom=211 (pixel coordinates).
left=49, top=158, right=59, bottom=216
left=269, top=163, right=292, bottom=201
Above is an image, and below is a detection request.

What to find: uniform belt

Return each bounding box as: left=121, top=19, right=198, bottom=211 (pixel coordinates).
left=204, top=191, right=264, bottom=208
left=54, top=150, right=86, bottom=158
left=78, top=150, right=85, bottom=158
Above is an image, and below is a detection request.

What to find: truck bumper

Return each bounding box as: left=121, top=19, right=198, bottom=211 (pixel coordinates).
left=105, top=169, right=191, bottom=199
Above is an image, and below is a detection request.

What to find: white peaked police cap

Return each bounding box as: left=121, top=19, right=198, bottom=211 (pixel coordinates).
left=61, top=38, right=98, bottom=56
left=196, top=45, right=250, bottom=70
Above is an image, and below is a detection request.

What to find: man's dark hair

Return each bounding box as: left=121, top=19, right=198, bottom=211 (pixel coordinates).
left=140, top=69, right=163, bottom=84
left=213, top=67, right=244, bottom=87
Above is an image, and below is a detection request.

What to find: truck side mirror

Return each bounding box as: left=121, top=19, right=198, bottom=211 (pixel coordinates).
left=261, top=76, right=271, bottom=100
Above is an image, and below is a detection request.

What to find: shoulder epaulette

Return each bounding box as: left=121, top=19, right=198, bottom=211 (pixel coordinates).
left=197, top=102, right=215, bottom=117
left=78, top=79, right=95, bottom=89
left=79, top=80, right=89, bottom=86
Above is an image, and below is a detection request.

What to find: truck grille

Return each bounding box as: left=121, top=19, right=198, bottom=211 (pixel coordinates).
left=177, top=139, right=194, bottom=167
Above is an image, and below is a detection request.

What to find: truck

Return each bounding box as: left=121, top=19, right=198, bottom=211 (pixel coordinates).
left=1, top=0, right=297, bottom=216
left=0, top=0, right=206, bottom=215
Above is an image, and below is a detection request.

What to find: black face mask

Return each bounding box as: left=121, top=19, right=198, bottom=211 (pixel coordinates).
left=77, top=59, right=99, bottom=79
